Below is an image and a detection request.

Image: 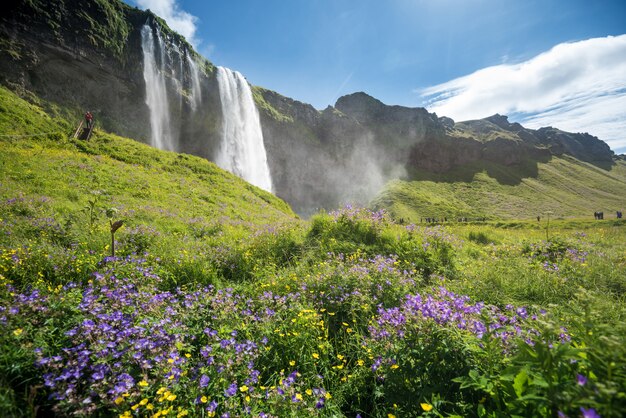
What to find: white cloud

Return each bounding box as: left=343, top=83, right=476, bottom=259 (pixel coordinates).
left=419, top=35, right=626, bottom=152
left=136, top=0, right=199, bottom=46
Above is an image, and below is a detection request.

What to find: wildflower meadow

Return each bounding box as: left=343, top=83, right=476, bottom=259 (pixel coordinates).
left=1, top=194, right=625, bottom=418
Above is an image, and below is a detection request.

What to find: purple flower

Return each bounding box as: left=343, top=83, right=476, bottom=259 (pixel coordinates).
left=207, top=400, right=218, bottom=412
left=224, top=383, right=237, bottom=397
left=580, top=407, right=601, bottom=418
left=577, top=374, right=588, bottom=386
left=200, top=374, right=210, bottom=388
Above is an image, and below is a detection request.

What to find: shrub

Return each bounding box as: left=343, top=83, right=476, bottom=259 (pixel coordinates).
left=468, top=230, right=496, bottom=245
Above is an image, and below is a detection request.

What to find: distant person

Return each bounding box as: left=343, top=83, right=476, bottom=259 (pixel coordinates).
left=85, top=111, right=93, bottom=129
left=537, top=216, right=541, bottom=222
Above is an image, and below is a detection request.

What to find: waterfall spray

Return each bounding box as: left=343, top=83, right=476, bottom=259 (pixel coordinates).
left=216, top=67, right=273, bottom=192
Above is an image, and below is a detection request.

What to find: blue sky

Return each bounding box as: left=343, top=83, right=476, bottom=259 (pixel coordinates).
left=129, top=0, right=626, bottom=153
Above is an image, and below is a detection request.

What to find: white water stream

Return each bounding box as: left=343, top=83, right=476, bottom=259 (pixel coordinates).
left=216, top=67, right=273, bottom=192
left=142, top=24, right=273, bottom=193
left=141, top=24, right=174, bottom=151
left=187, top=55, right=202, bottom=112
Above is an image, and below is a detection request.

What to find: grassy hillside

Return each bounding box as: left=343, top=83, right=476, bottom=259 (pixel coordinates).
left=1, top=85, right=626, bottom=417
left=0, top=85, right=297, bottom=283
left=0, top=86, right=293, bottom=220
left=373, top=157, right=626, bottom=221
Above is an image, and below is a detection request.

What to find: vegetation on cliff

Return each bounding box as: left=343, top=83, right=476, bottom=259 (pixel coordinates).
left=3, top=0, right=135, bottom=60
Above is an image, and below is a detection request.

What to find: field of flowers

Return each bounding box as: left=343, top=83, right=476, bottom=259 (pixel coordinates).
left=1, top=196, right=626, bottom=417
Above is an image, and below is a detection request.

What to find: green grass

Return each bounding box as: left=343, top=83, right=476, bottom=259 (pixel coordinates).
left=0, top=85, right=297, bottom=291
left=0, top=86, right=294, bottom=225
left=373, top=157, right=626, bottom=222
left=1, top=85, right=626, bottom=417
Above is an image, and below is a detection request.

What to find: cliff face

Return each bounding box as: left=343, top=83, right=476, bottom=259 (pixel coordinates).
left=256, top=88, right=385, bottom=214
left=1, top=0, right=147, bottom=138
left=0, top=0, right=617, bottom=214
left=0, top=0, right=222, bottom=160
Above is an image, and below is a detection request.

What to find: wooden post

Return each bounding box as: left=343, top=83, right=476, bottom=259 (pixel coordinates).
left=110, top=220, right=124, bottom=257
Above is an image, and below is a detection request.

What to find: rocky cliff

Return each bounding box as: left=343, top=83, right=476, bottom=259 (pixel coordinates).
left=0, top=0, right=617, bottom=215
left=0, top=0, right=222, bottom=160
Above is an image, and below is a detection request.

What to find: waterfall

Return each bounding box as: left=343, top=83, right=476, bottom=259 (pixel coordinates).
left=171, top=44, right=184, bottom=115
left=187, top=55, right=202, bottom=112
left=141, top=24, right=175, bottom=151
left=216, top=67, right=273, bottom=192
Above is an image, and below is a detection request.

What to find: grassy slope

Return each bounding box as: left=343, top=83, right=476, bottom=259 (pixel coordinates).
left=2, top=87, right=626, bottom=418
left=373, top=157, right=626, bottom=221
left=0, top=86, right=296, bottom=236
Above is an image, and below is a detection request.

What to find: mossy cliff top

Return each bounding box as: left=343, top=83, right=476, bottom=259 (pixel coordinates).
left=1, top=0, right=205, bottom=65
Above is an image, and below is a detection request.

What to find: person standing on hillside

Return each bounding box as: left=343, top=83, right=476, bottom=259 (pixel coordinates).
left=85, top=111, right=93, bottom=129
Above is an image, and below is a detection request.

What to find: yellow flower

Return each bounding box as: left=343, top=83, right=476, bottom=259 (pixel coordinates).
left=185, top=353, right=191, bottom=358
left=324, top=392, right=332, bottom=400
left=421, top=403, right=433, bottom=411
left=200, top=396, right=207, bottom=403
left=289, top=360, right=296, bottom=366
left=166, top=394, right=177, bottom=401
left=305, top=389, right=313, bottom=396
left=177, top=410, right=188, bottom=417
left=139, top=380, right=149, bottom=387
left=140, top=399, right=149, bottom=405
left=391, top=364, right=399, bottom=369
left=146, top=404, right=154, bottom=410
left=13, top=328, right=23, bottom=337
left=312, top=353, right=320, bottom=359
left=357, top=359, right=365, bottom=366
left=239, top=385, right=249, bottom=392
left=337, top=354, right=344, bottom=360
left=388, top=414, right=396, bottom=418
left=295, top=393, right=303, bottom=401
left=114, top=397, right=124, bottom=405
